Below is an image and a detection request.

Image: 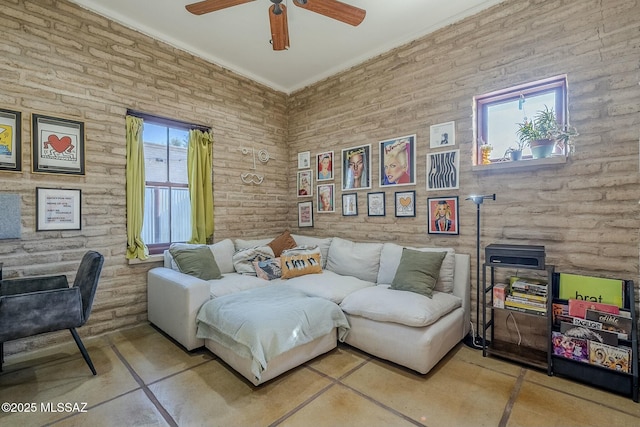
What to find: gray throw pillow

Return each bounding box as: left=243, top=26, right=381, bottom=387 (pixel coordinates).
left=169, top=246, right=222, bottom=280
left=390, top=249, right=446, bottom=298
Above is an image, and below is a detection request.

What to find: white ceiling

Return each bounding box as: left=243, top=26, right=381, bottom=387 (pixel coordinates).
left=68, top=0, right=503, bottom=94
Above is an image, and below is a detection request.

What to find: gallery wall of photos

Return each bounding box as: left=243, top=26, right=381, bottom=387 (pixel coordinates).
left=295, top=122, right=460, bottom=235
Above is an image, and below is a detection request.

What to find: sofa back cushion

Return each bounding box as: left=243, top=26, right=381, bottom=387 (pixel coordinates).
left=267, top=231, right=298, bottom=257
left=326, top=237, right=383, bottom=283
left=292, top=235, right=332, bottom=268
left=235, top=237, right=273, bottom=251
left=164, top=239, right=236, bottom=274
left=377, top=243, right=456, bottom=293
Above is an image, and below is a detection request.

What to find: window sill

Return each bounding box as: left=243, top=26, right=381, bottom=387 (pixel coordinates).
left=472, top=155, right=567, bottom=172
left=127, top=254, right=164, bottom=265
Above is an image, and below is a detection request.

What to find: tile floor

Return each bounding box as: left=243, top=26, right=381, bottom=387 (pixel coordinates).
left=1, top=323, right=639, bottom=427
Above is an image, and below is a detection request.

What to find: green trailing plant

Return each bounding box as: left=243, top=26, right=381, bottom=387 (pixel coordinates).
left=516, top=105, right=579, bottom=154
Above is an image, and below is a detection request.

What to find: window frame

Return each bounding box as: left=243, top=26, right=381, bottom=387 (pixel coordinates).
left=473, top=75, right=569, bottom=166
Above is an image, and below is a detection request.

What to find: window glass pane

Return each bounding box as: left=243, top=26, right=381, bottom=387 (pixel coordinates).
left=143, top=123, right=168, bottom=182
left=169, top=128, right=189, bottom=184
left=171, top=187, right=191, bottom=242
left=142, top=186, right=170, bottom=244
left=486, top=91, right=556, bottom=160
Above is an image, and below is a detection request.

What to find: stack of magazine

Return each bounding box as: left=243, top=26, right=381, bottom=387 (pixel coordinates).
left=503, top=277, right=548, bottom=316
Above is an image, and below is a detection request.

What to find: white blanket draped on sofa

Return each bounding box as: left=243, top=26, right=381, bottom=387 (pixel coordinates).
left=196, top=285, right=350, bottom=381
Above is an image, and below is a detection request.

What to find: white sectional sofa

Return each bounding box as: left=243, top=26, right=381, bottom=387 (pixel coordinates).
left=147, top=234, right=470, bottom=383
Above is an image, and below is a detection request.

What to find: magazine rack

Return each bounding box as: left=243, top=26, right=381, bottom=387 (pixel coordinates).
left=550, top=275, right=638, bottom=402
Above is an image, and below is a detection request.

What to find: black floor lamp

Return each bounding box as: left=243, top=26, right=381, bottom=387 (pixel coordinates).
left=463, top=193, right=496, bottom=349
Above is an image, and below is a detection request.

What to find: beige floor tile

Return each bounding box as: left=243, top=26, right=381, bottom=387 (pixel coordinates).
left=50, top=389, right=170, bottom=427
left=108, top=324, right=213, bottom=384
left=0, top=342, right=139, bottom=426
left=278, top=383, right=417, bottom=427
left=149, top=359, right=332, bottom=427
left=305, top=344, right=369, bottom=379
left=508, top=381, right=640, bottom=427
left=342, top=357, right=518, bottom=427
left=452, top=344, right=525, bottom=377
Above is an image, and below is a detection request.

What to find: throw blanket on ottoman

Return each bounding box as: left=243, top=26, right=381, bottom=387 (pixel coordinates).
left=196, top=285, right=350, bottom=381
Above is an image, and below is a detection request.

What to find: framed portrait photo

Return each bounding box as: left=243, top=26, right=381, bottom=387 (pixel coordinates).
left=32, top=114, right=85, bottom=175
left=430, top=121, right=455, bottom=148
left=394, top=190, right=416, bottom=217
left=342, top=193, right=358, bottom=216
left=298, top=201, right=314, bottom=228
left=298, top=151, right=310, bottom=169
left=341, top=144, right=371, bottom=191
left=427, top=149, right=460, bottom=191
left=36, top=187, right=82, bottom=231
left=379, top=134, right=416, bottom=187
left=367, top=192, right=386, bottom=217
left=428, top=196, right=459, bottom=235
left=0, top=108, right=22, bottom=172
left=317, top=183, right=335, bottom=213
left=316, top=151, right=334, bottom=181
left=297, top=170, right=313, bottom=197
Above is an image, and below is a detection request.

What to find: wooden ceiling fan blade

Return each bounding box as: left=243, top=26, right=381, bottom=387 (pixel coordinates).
left=293, top=0, right=365, bottom=26
left=269, top=4, right=290, bottom=51
left=185, top=0, right=255, bottom=15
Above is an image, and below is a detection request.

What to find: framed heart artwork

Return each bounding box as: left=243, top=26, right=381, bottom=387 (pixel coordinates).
left=394, top=190, right=416, bottom=217
left=32, top=114, right=85, bottom=175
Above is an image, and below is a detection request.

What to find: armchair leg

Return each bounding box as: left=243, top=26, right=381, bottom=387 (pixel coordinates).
left=69, top=329, right=96, bottom=375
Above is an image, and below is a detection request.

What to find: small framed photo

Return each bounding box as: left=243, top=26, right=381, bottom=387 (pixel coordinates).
left=367, top=192, right=386, bottom=217
left=0, top=108, right=22, bottom=172
left=430, top=121, right=455, bottom=148
left=317, top=183, right=335, bottom=213
left=298, top=151, right=310, bottom=169
left=32, top=114, right=85, bottom=175
left=379, top=134, right=416, bottom=187
left=394, top=190, right=416, bottom=217
left=342, top=193, right=358, bottom=216
left=36, top=187, right=82, bottom=231
left=298, top=201, right=314, bottom=228
left=428, top=196, right=459, bottom=235
left=342, top=144, right=371, bottom=191
left=316, top=151, right=334, bottom=181
left=297, top=170, right=313, bottom=197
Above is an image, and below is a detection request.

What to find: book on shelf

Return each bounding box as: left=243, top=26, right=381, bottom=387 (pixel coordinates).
left=510, top=278, right=548, bottom=295
left=493, top=283, right=507, bottom=308
left=504, top=301, right=546, bottom=316
left=558, top=273, right=625, bottom=308
left=585, top=309, right=631, bottom=340
left=567, top=299, right=619, bottom=318
left=511, top=290, right=547, bottom=303
left=552, top=331, right=589, bottom=363
left=589, top=341, right=631, bottom=373
left=560, top=321, right=618, bottom=346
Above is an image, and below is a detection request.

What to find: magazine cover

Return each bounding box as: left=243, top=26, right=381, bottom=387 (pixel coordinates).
left=558, top=273, right=624, bottom=307
left=552, top=331, right=589, bottom=363
left=589, top=341, right=631, bottom=373
left=585, top=309, right=631, bottom=340
left=560, top=322, right=618, bottom=346
left=568, top=299, right=619, bottom=318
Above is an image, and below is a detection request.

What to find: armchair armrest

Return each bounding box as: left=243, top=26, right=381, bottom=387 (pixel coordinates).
left=0, top=275, right=69, bottom=296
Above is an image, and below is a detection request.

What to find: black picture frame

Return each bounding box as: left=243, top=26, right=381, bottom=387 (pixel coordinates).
left=36, top=187, right=82, bottom=231
left=0, top=108, right=22, bottom=172
left=342, top=193, right=358, bottom=216
left=394, top=190, right=416, bottom=217
left=367, top=192, right=386, bottom=217
left=32, top=113, right=85, bottom=175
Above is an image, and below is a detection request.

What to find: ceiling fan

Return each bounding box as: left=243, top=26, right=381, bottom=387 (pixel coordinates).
left=185, top=0, right=366, bottom=51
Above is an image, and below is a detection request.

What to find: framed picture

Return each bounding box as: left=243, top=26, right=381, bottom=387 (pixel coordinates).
left=428, top=196, right=459, bottom=235
left=395, top=190, right=416, bottom=217
left=36, top=187, right=82, bottom=231
left=317, top=183, right=335, bottom=213
left=32, top=114, right=85, bottom=175
left=379, top=134, right=416, bottom=187
left=298, top=151, right=310, bottom=169
left=341, top=144, right=371, bottom=191
left=427, top=149, right=460, bottom=191
left=0, top=108, right=22, bottom=172
left=316, top=151, right=334, bottom=181
left=342, top=193, right=358, bottom=216
left=297, top=170, right=313, bottom=197
left=430, top=121, right=455, bottom=148
left=298, top=201, right=314, bottom=227
left=367, top=192, right=386, bottom=217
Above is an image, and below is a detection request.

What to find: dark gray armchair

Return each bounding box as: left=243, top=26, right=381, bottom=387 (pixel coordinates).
left=0, top=251, right=104, bottom=375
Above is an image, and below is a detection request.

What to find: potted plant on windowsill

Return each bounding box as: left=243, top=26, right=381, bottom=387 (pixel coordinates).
left=516, top=105, right=578, bottom=159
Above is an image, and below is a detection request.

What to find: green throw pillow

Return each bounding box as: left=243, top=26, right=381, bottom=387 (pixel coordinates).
left=169, top=246, right=222, bottom=280
left=390, top=248, right=446, bottom=298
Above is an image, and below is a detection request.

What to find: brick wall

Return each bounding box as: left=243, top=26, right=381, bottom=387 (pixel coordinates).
left=1, top=0, right=638, bottom=357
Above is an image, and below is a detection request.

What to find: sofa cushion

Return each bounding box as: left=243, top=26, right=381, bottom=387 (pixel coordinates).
left=253, top=258, right=282, bottom=280
left=209, top=273, right=277, bottom=298
left=340, top=285, right=462, bottom=327
left=267, top=231, right=298, bottom=257
left=326, top=237, right=383, bottom=283
left=292, top=235, right=332, bottom=268
left=281, top=247, right=322, bottom=279
left=377, top=243, right=456, bottom=293
left=232, top=246, right=275, bottom=275
left=287, top=270, right=374, bottom=304
left=235, top=237, right=273, bottom=251
left=165, top=239, right=236, bottom=274
left=169, top=245, right=222, bottom=280
left=390, top=249, right=446, bottom=298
